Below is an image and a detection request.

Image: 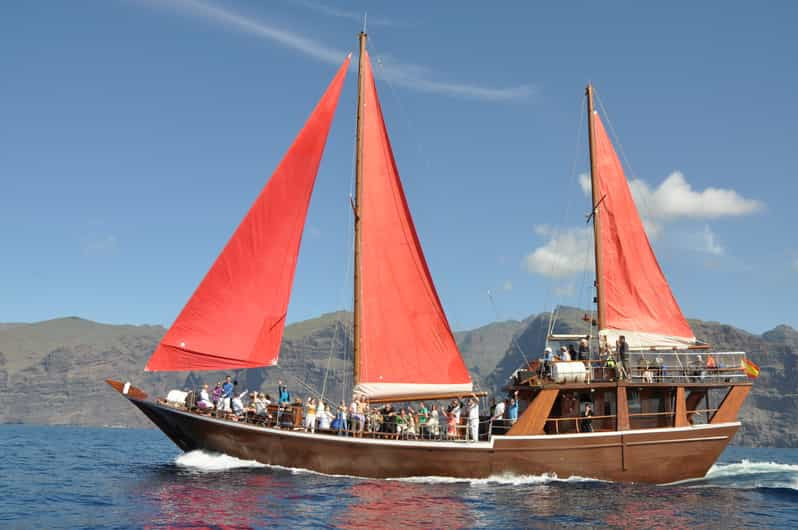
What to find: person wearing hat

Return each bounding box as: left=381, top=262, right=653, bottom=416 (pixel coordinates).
left=559, top=345, right=572, bottom=361
left=542, top=347, right=554, bottom=379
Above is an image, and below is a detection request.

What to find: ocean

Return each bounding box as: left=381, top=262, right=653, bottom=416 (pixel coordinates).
left=1, top=424, right=796, bottom=529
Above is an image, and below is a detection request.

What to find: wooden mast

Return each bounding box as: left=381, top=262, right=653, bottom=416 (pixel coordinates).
left=353, top=31, right=367, bottom=386
left=586, top=84, right=605, bottom=333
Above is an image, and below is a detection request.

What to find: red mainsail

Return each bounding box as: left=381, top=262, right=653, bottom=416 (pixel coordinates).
left=592, top=111, right=696, bottom=349
left=145, top=57, right=350, bottom=371
left=353, top=50, right=472, bottom=398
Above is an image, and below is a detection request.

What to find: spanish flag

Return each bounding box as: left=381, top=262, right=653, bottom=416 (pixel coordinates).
left=742, top=358, right=760, bottom=379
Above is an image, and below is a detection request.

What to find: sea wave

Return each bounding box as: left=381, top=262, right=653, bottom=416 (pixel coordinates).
left=174, top=450, right=266, bottom=472
left=671, top=460, right=798, bottom=491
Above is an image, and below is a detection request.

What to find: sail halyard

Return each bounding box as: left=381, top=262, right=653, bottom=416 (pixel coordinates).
left=351, top=47, right=472, bottom=400
left=585, top=87, right=696, bottom=349
left=145, top=57, right=351, bottom=372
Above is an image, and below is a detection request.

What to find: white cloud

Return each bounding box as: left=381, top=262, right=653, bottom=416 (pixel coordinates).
left=700, top=225, right=724, bottom=256
left=577, top=170, right=761, bottom=242
left=144, top=0, right=533, bottom=101
left=578, top=173, right=591, bottom=196
left=502, top=280, right=513, bottom=292
left=630, top=171, right=763, bottom=220
left=522, top=227, right=593, bottom=278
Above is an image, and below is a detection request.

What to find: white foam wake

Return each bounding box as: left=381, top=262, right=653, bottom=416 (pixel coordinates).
left=175, top=450, right=267, bottom=472
left=391, top=472, right=604, bottom=486
left=705, top=459, right=798, bottom=480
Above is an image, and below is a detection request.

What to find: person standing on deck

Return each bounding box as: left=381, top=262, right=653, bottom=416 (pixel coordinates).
left=581, top=403, right=594, bottom=432
left=275, top=380, right=290, bottom=427
left=491, top=398, right=506, bottom=433
left=617, top=336, right=630, bottom=380
left=578, top=338, right=590, bottom=361
left=507, top=391, right=519, bottom=425
left=467, top=398, right=480, bottom=442
left=219, top=376, right=234, bottom=415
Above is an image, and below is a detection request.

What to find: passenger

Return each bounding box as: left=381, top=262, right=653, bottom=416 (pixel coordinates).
left=318, top=402, right=332, bottom=431
left=581, top=403, right=594, bottom=432
left=358, top=397, right=368, bottom=435
left=467, top=398, right=480, bottom=442
left=507, top=391, right=519, bottom=425
left=396, top=409, right=408, bottom=438
left=451, top=400, right=462, bottom=438
left=617, top=336, right=630, bottom=378
left=197, top=384, right=213, bottom=411
left=368, top=406, right=383, bottom=434
left=426, top=404, right=441, bottom=438
left=542, top=347, right=554, bottom=378
left=316, top=399, right=326, bottom=431
left=568, top=344, right=578, bottom=362
left=491, top=398, right=506, bottom=433
left=349, top=397, right=361, bottom=437
left=417, top=402, right=429, bottom=435
left=559, top=346, right=571, bottom=361
left=578, top=338, right=590, bottom=361
left=446, top=404, right=457, bottom=439
left=277, top=380, right=290, bottom=405
left=211, top=381, right=223, bottom=408
left=336, top=400, right=348, bottom=435
left=231, top=387, right=248, bottom=418
left=305, top=397, right=317, bottom=433
left=218, top=376, right=234, bottom=415
left=642, top=362, right=654, bottom=383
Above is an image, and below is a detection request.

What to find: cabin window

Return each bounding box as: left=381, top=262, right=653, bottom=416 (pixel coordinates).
left=629, top=389, right=673, bottom=429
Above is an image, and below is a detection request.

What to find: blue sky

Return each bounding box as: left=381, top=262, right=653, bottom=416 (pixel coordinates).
left=1, top=1, right=795, bottom=335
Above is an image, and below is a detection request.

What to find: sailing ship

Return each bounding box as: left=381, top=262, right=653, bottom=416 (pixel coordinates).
left=108, top=34, right=754, bottom=484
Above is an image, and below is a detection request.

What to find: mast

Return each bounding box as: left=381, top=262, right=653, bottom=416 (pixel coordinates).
left=353, top=31, right=367, bottom=385
left=586, top=84, right=605, bottom=332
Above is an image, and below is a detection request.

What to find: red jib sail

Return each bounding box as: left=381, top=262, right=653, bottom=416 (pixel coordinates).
left=145, top=57, right=350, bottom=371
left=353, top=50, right=472, bottom=399
left=592, top=111, right=696, bottom=349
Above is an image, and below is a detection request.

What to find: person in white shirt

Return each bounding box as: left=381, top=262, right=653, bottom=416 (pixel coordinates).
left=559, top=346, right=572, bottom=361
left=467, top=398, right=480, bottom=442
left=491, top=399, right=506, bottom=432
left=197, top=384, right=213, bottom=411
left=231, top=390, right=248, bottom=416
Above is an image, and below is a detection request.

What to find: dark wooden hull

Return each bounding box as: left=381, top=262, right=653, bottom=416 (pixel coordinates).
left=125, top=395, right=737, bottom=484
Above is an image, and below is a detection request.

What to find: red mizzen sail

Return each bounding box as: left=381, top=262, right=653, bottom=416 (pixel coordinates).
left=592, top=112, right=696, bottom=349
left=353, top=50, right=472, bottom=398
left=145, top=57, right=350, bottom=371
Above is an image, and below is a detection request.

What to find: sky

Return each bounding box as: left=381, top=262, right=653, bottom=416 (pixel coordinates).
left=1, top=1, right=796, bottom=335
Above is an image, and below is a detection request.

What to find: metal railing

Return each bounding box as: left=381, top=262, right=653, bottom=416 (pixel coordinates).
left=528, top=351, right=749, bottom=385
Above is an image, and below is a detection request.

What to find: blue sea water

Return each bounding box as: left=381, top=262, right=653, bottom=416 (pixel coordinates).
left=1, top=424, right=796, bottom=529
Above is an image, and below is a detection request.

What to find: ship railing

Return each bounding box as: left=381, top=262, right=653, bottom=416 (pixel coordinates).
left=624, top=351, right=748, bottom=384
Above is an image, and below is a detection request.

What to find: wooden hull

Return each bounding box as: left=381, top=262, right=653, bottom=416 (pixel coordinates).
left=125, top=395, right=737, bottom=484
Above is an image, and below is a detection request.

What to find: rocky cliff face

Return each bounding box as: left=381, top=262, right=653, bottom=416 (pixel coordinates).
left=1, top=312, right=795, bottom=447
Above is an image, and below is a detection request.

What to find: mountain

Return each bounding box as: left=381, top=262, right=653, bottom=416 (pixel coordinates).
left=1, top=311, right=795, bottom=447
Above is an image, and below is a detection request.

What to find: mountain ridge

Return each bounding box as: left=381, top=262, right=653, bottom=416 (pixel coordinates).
left=1, top=311, right=795, bottom=447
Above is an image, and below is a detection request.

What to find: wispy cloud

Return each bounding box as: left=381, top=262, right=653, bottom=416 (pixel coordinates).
left=289, top=0, right=407, bottom=28
left=141, top=0, right=533, bottom=101
left=522, top=225, right=593, bottom=278
left=699, top=225, right=724, bottom=256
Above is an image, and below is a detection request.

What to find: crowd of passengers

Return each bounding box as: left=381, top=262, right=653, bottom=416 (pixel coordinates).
left=537, top=335, right=731, bottom=383
left=184, top=376, right=521, bottom=441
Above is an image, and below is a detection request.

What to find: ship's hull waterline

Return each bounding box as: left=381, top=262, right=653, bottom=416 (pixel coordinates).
left=121, top=391, right=738, bottom=484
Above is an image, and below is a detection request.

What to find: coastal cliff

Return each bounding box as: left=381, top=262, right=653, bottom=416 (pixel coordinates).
left=1, top=311, right=795, bottom=447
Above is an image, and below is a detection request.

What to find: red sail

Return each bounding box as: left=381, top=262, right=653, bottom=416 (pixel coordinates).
left=354, top=50, right=472, bottom=398
left=592, top=112, right=696, bottom=348
left=145, top=57, right=350, bottom=371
